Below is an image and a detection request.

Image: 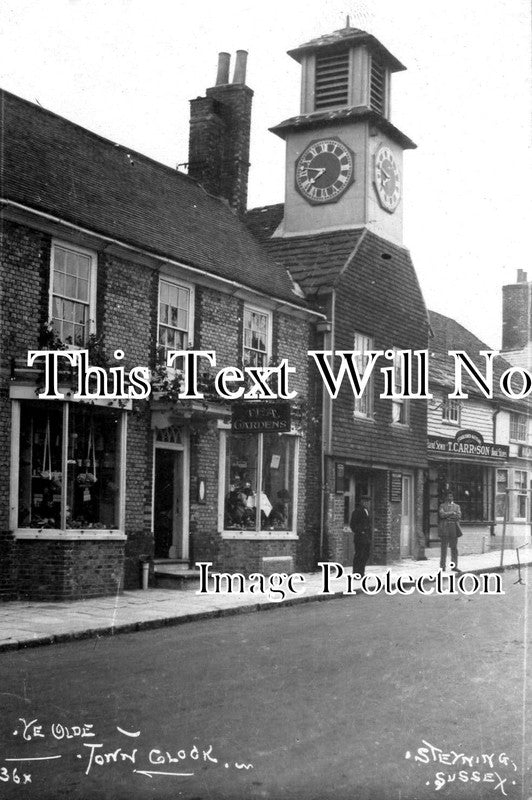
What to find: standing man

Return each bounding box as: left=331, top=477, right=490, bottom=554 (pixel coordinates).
left=350, top=495, right=372, bottom=578
left=438, top=491, right=462, bottom=572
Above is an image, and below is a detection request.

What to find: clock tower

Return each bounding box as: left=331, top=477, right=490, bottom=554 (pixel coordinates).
left=270, top=22, right=416, bottom=244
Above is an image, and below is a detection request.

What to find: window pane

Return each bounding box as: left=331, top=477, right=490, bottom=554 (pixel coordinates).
left=224, top=435, right=258, bottom=529
left=51, top=245, right=92, bottom=343
left=17, top=404, right=122, bottom=530
left=353, top=332, right=372, bottom=417
left=158, top=280, right=190, bottom=355
left=243, top=307, right=269, bottom=367
left=18, top=404, right=63, bottom=528
left=66, top=406, right=121, bottom=529
left=260, top=434, right=295, bottom=530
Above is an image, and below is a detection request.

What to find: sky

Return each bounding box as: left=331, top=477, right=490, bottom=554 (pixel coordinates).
left=1, top=0, right=531, bottom=348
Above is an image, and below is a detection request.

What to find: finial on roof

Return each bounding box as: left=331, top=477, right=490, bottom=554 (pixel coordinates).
left=345, top=14, right=351, bottom=28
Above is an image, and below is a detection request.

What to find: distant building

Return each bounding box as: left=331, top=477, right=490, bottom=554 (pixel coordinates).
left=427, top=310, right=531, bottom=555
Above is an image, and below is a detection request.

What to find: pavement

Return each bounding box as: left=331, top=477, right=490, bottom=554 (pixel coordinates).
left=1, top=545, right=530, bottom=653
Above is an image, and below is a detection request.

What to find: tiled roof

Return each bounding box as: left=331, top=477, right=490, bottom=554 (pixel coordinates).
left=263, top=229, right=366, bottom=293
left=245, top=205, right=424, bottom=303
left=0, top=90, right=307, bottom=308
left=429, top=309, right=524, bottom=406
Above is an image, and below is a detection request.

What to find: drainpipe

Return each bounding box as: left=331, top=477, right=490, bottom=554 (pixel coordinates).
left=316, top=292, right=335, bottom=561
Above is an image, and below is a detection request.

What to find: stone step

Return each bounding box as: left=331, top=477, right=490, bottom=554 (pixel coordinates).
left=153, top=564, right=200, bottom=590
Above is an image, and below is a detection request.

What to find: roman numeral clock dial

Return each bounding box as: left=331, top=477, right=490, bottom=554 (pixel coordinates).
left=295, top=138, right=354, bottom=205
left=374, top=145, right=401, bottom=213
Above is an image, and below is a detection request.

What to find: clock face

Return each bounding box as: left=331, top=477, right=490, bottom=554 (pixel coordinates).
left=374, top=145, right=401, bottom=212
left=295, top=138, right=354, bottom=205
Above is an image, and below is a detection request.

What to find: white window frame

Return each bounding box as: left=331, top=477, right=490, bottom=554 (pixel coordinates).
left=391, top=348, right=409, bottom=426
left=353, top=331, right=373, bottom=420
left=495, top=468, right=508, bottom=520
left=242, top=305, right=272, bottom=368
left=513, top=469, right=528, bottom=520
left=510, top=413, right=527, bottom=443
left=9, top=396, right=127, bottom=540
left=157, top=275, right=195, bottom=361
left=49, top=239, right=97, bottom=344
left=441, top=398, right=460, bottom=425
left=217, top=423, right=299, bottom=540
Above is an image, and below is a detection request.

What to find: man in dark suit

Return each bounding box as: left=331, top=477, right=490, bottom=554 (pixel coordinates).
left=350, top=495, right=372, bottom=578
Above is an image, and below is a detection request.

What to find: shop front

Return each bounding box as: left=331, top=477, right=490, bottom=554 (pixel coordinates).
left=427, top=429, right=509, bottom=555
left=9, top=388, right=128, bottom=600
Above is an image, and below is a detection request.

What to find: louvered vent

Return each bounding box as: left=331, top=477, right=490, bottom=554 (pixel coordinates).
left=314, top=51, right=349, bottom=110
left=370, top=58, right=386, bottom=114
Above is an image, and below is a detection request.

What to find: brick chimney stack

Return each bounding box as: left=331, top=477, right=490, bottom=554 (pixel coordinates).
left=188, top=50, right=253, bottom=216
left=502, top=269, right=531, bottom=351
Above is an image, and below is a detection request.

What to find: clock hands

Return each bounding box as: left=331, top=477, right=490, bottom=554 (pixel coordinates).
left=307, top=167, right=326, bottom=184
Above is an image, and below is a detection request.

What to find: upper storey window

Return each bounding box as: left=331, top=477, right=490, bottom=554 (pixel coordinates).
left=50, top=241, right=96, bottom=344
left=369, top=57, right=386, bottom=115
left=314, top=50, right=349, bottom=110
left=158, top=278, right=193, bottom=357
left=243, top=306, right=271, bottom=367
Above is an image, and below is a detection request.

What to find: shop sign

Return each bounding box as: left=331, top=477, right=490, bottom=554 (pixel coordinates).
left=428, top=429, right=509, bottom=460
left=390, top=472, right=403, bottom=502
left=231, top=401, right=291, bottom=433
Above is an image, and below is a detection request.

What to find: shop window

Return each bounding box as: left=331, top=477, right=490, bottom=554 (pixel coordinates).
left=223, top=432, right=297, bottom=532
left=243, top=306, right=271, bottom=368
left=50, top=241, right=96, bottom=344
left=510, top=413, right=527, bottom=442
left=158, top=278, right=193, bottom=360
left=391, top=348, right=409, bottom=426
left=353, top=332, right=373, bottom=419
left=17, top=401, right=123, bottom=530
left=442, top=398, right=460, bottom=425
left=514, top=470, right=528, bottom=519
left=496, top=469, right=508, bottom=519
left=436, top=462, right=491, bottom=522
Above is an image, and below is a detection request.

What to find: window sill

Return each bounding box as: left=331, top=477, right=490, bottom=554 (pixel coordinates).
left=221, top=530, right=299, bottom=541
left=353, top=414, right=374, bottom=424
left=13, top=529, right=127, bottom=541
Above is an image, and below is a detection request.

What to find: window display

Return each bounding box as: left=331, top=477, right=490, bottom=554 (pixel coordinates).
left=224, top=432, right=296, bottom=531
left=17, top=402, right=122, bottom=530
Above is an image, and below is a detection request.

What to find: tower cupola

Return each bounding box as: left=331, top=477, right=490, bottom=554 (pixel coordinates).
left=270, top=21, right=416, bottom=245
left=287, top=19, right=406, bottom=118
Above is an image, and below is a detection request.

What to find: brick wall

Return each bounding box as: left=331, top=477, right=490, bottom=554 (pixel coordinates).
left=0, top=221, right=49, bottom=598
left=189, top=83, right=253, bottom=216
left=99, top=252, right=156, bottom=588
left=15, top=539, right=125, bottom=600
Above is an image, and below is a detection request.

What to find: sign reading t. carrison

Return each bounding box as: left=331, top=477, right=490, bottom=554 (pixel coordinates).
left=428, top=429, right=509, bottom=460
left=231, top=402, right=291, bottom=433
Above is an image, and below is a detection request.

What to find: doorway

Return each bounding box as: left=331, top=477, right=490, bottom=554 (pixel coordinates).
left=153, top=445, right=188, bottom=559
left=400, top=473, right=414, bottom=557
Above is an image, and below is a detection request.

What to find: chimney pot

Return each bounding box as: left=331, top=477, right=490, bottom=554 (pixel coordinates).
left=517, top=269, right=528, bottom=283
left=232, top=50, right=248, bottom=84
left=216, top=52, right=231, bottom=85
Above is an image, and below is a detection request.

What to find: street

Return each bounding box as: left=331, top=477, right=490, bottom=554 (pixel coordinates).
left=0, top=570, right=531, bottom=800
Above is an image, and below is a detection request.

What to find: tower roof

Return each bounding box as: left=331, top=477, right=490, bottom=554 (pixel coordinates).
left=287, top=25, right=406, bottom=73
